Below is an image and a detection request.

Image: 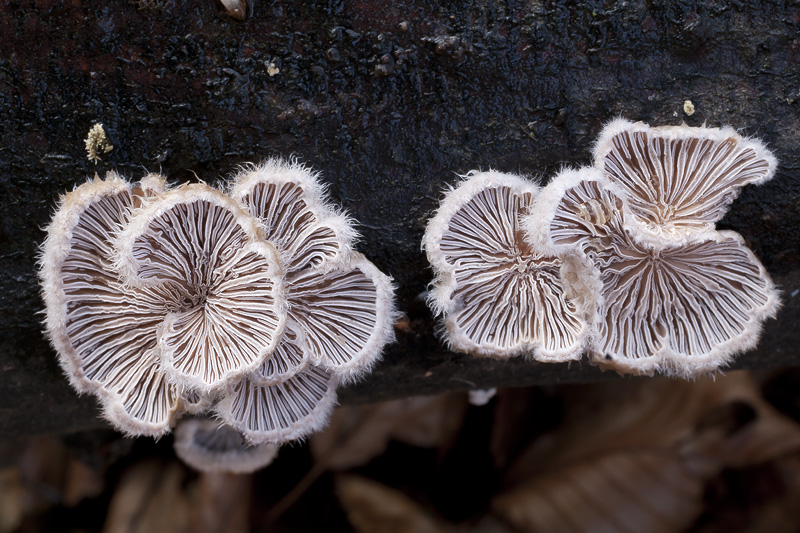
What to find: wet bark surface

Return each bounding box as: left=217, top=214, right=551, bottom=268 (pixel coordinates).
left=1, top=0, right=799, bottom=437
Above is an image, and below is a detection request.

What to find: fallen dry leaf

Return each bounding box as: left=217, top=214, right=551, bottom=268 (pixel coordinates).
left=493, top=449, right=709, bottom=533
left=103, top=460, right=191, bottom=533
left=62, top=456, right=105, bottom=507
left=0, top=468, right=22, bottom=533
left=492, top=371, right=800, bottom=533
left=506, top=371, right=800, bottom=485
left=336, top=475, right=449, bottom=533
left=311, top=393, right=468, bottom=470
left=189, top=472, right=251, bottom=533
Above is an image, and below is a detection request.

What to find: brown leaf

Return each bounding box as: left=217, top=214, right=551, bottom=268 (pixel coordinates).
left=0, top=468, right=22, bottom=533
left=336, top=475, right=449, bottom=533
left=311, top=393, right=468, bottom=470
left=506, top=371, right=800, bottom=485
left=17, top=436, right=69, bottom=515
left=103, top=460, right=191, bottom=533
left=493, top=449, right=706, bottom=533
left=493, top=371, right=800, bottom=533
left=63, top=457, right=105, bottom=507
left=189, top=472, right=251, bottom=533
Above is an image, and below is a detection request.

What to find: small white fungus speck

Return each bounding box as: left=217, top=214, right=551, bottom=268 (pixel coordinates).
left=469, top=388, right=497, bottom=406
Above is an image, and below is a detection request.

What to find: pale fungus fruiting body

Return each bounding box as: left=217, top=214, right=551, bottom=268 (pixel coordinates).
left=228, top=159, right=357, bottom=274
left=216, top=163, right=397, bottom=444
left=283, top=253, right=397, bottom=380
left=218, top=365, right=339, bottom=446
left=525, top=120, right=780, bottom=377
left=593, top=119, right=777, bottom=245
left=426, top=121, right=779, bottom=377
left=228, top=162, right=396, bottom=382
left=423, top=171, right=588, bottom=361
left=40, top=174, right=183, bottom=437
left=174, top=418, right=279, bottom=474
left=40, top=159, right=396, bottom=470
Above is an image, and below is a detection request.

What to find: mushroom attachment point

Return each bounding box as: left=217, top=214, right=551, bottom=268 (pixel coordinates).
left=174, top=418, right=279, bottom=474
left=423, top=171, right=587, bottom=360
left=594, top=118, right=777, bottom=244
left=527, top=167, right=780, bottom=377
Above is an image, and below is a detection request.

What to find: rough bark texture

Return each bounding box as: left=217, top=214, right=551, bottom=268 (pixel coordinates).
left=1, top=0, right=799, bottom=438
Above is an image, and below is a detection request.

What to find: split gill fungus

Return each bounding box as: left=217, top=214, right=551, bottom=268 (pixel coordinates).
left=425, top=120, right=779, bottom=378
left=39, top=159, right=397, bottom=472
left=525, top=119, right=780, bottom=377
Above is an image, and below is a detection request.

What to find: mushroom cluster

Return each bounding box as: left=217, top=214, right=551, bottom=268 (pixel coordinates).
left=40, top=160, right=396, bottom=471
left=425, top=120, right=779, bottom=377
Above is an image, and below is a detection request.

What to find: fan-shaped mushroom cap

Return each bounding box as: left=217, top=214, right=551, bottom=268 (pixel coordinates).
left=525, top=167, right=625, bottom=255
left=527, top=169, right=780, bottom=377
left=115, top=183, right=287, bottom=393
left=228, top=159, right=357, bottom=273
left=597, top=230, right=779, bottom=376
left=423, top=170, right=587, bottom=361
left=174, top=418, right=279, bottom=474
left=594, top=119, right=777, bottom=244
left=39, top=173, right=183, bottom=437
left=285, top=252, right=397, bottom=381
left=217, top=365, right=339, bottom=446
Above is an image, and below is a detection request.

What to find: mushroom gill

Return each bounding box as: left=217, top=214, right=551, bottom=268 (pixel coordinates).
left=217, top=365, right=338, bottom=445
left=285, top=253, right=397, bottom=380
left=423, top=171, right=587, bottom=360
left=209, top=159, right=395, bottom=446
left=229, top=159, right=356, bottom=273
left=594, top=119, right=777, bottom=244
left=41, top=160, right=396, bottom=452
left=115, top=183, right=286, bottom=393
left=174, top=418, right=279, bottom=474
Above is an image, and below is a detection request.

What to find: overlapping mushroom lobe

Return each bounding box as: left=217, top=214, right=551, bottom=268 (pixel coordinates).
left=424, top=172, right=586, bottom=360
left=230, top=161, right=396, bottom=380
left=212, top=161, right=396, bottom=445
left=285, top=254, right=396, bottom=378
left=596, top=232, right=778, bottom=374
left=529, top=171, right=779, bottom=376
left=174, top=418, right=279, bottom=474
left=116, top=184, right=286, bottom=392
left=526, top=170, right=626, bottom=257
left=40, top=175, right=183, bottom=436
left=596, top=119, right=777, bottom=243
left=229, top=160, right=355, bottom=273
left=217, top=364, right=339, bottom=445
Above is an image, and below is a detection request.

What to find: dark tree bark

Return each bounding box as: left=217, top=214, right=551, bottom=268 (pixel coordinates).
left=1, top=0, right=798, bottom=438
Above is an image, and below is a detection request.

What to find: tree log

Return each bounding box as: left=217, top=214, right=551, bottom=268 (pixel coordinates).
left=1, top=0, right=799, bottom=438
